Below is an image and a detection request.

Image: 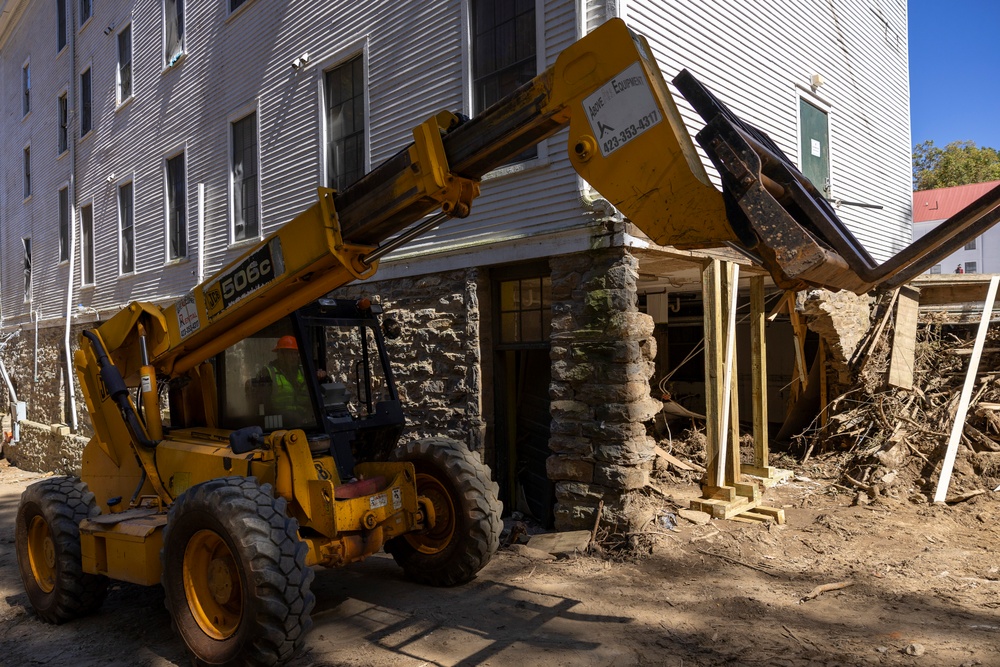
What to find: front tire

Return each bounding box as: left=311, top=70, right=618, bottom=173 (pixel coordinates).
left=386, top=438, right=502, bottom=586
left=15, top=476, right=109, bottom=623
left=161, top=476, right=315, bottom=667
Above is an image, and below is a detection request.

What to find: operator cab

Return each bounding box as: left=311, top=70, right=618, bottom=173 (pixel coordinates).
left=213, top=298, right=405, bottom=476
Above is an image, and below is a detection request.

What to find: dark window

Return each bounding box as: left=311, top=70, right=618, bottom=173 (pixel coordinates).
left=119, top=182, right=134, bottom=273
left=229, top=0, right=248, bottom=12
left=59, top=187, right=70, bottom=261
left=22, top=63, right=30, bottom=116
left=165, top=0, right=184, bottom=65
left=57, top=0, right=67, bottom=51
left=81, top=204, right=95, bottom=284
left=231, top=112, right=259, bottom=240
left=23, top=238, right=32, bottom=301
left=166, top=153, right=186, bottom=258
left=499, top=276, right=551, bottom=344
left=58, top=93, right=69, bottom=153
left=965, top=238, right=977, bottom=251
left=79, top=0, right=91, bottom=24
left=929, top=264, right=941, bottom=275
left=23, top=146, right=31, bottom=198
left=80, top=68, right=92, bottom=134
left=325, top=55, right=365, bottom=192
left=118, top=25, right=133, bottom=101
left=471, top=0, right=537, bottom=162
left=965, top=261, right=978, bottom=274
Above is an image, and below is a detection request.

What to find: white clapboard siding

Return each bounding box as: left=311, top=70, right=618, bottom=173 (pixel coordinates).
left=2, top=0, right=913, bottom=327
left=628, top=0, right=912, bottom=262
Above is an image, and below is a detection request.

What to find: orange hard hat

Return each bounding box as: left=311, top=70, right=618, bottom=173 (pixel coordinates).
left=273, top=335, right=298, bottom=351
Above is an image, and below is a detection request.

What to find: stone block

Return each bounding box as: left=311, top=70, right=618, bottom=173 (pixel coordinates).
left=554, top=481, right=607, bottom=502
left=550, top=400, right=591, bottom=419
left=546, top=455, right=594, bottom=482
left=548, top=434, right=593, bottom=457
left=594, top=463, right=649, bottom=490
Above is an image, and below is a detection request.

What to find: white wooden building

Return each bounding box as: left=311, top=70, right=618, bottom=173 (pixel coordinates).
left=0, top=0, right=912, bottom=528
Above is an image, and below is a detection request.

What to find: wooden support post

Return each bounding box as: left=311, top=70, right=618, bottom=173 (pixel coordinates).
left=702, top=259, right=724, bottom=489
left=934, top=276, right=1000, bottom=503
left=743, top=276, right=772, bottom=477
left=787, top=292, right=807, bottom=409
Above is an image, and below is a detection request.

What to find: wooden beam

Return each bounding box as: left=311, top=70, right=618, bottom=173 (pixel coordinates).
left=888, top=286, right=920, bottom=390
left=819, top=337, right=828, bottom=428
left=934, top=275, right=1000, bottom=503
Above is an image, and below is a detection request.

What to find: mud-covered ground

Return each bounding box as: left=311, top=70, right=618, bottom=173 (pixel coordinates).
left=1, top=456, right=997, bottom=667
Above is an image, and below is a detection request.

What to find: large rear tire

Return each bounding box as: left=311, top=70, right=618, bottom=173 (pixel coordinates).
left=386, top=438, right=502, bottom=586
left=161, top=476, right=315, bottom=667
left=15, top=476, right=108, bottom=623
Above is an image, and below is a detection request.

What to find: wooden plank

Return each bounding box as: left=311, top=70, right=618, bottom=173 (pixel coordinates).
left=690, top=496, right=755, bottom=520
left=934, top=275, right=1000, bottom=503
left=888, top=286, right=920, bottom=390
left=733, top=483, right=760, bottom=501
left=526, top=530, right=593, bottom=555
left=749, top=276, right=769, bottom=469
left=748, top=506, right=786, bottom=524
left=719, top=262, right=740, bottom=486
left=702, top=259, right=725, bottom=490
left=653, top=445, right=706, bottom=473
left=787, top=291, right=808, bottom=406
left=701, top=485, right=736, bottom=502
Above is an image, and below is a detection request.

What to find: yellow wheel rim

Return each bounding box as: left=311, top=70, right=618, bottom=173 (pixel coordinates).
left=406, top=473, right=455, bottom=554
left=183, top=529, right=243, bottom=640
left=26, top=515, right=56, bottom=594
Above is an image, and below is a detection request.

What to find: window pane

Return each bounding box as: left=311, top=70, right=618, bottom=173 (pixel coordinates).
left=59, top=188, right=70, bottom=261
left=501, top=313, right=518, bottom=342
left=966, top=262, right=977, bottom=274
left=325, top=55, right=365, bottom=192
left=82, top=205, right=95, bottom=284
left=165, top=0, right=185, bottom=64
left=119, top=26, right=132, bottom=100
left=120, top=183, right=134, bottom=273
left=81, top=69, right=92, bottom=134
left=23, top=64, right=30, bottom=115
left=232, top=113, right=259, bottom=240
left=965, top=239, right=976, bottom=251
left=521, top=310, right=541, bottom=341
left=23, top=147, right=30, bottom=198
left=57, top=0, right=67, bottom=51
left=23, top=238, right=31, bottom=300
left=58, top=95, right=68, bottom=153
left=500, top=280, right=518, bottom=310
left=167, top=154, right=187, bottom=258
left=80, top=0, right=91, bottom=23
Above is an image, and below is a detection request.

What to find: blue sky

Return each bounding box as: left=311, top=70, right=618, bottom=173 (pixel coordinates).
left=908, top=1, right=1000, bottom=150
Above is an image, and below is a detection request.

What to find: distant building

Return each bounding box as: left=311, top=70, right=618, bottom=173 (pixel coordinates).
left=913, top=180, right=1000, bottom=275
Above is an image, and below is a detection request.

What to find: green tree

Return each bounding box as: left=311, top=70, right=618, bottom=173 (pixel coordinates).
left=913, top=140, right=1000, bottom=191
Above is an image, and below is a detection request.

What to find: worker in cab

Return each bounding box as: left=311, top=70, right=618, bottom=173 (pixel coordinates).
left=246, top=335, right=315, bottom=428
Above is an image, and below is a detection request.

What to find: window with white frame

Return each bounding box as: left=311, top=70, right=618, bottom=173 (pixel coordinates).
left=119, top=181, right=135, bottom=273
left=929, top=264, right=941, bottom=275
left=81, top=203, right=95, bottom=284
left=22, top=62, right=30, bottom=116
left=22, top=238, right=32, bottom=302
left=118, top=25, right=133, bottom=103
left=80, top=68, right=92, bottom=134
left=325, top=55, right=365, bottom=192
left=23, top=146, right=31, bottom=199
left=231, top=112, right=259, bottom=241
left=79, top=0, right=92, bottom=25
left=965, top=238, right=977, bottom=251
left=58, top=93, right=69, bottom=153
left=965, top=261, right=977, bottom=274
left=166, top=152, right=186, bottom=258
left=59, top=187, right=70, bottom=261
left=57, top=0, right=68, bottom=51
left=470, top=0, right=537, bottom=161
left=164, top=0, right=184, bottom=66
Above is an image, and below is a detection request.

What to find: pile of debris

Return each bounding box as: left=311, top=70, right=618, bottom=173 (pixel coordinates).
left=800, top=307, right=1000, bottom=504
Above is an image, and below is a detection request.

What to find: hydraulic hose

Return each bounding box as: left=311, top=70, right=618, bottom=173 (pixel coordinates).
left=82, top=330, right=160, bottom=449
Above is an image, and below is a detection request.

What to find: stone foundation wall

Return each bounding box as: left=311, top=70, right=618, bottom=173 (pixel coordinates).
left=798, top=289, right=873, bottom=382
left=548, top=247, right=660, bottom=532
left=329, top=268, right=487, bottom=455
left=1, top=321, right=94, bottom=474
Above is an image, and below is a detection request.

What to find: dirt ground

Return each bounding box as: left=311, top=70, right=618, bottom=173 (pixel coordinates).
left=1, top=454, right=997, bottom=667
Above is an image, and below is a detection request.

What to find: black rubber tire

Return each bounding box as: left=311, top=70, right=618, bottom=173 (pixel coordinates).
left=15, top=476, right=109, bottom=623
left=386, top=438, right=502, bottom=587
left=161, top=476, right=315, bottom=667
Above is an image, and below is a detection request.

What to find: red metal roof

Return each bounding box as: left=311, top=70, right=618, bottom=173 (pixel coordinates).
left=913, top=180, right=1000, bottom=223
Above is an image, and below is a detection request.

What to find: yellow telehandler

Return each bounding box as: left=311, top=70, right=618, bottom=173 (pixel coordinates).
left=15, top=18, right=1000, bottom=667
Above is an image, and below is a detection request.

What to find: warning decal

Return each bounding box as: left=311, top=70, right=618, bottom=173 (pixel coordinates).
left=582, top=61, right=663, bottom=158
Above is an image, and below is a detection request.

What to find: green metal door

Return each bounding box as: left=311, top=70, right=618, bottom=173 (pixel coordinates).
left=799, top=98, right=830, bottom=195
